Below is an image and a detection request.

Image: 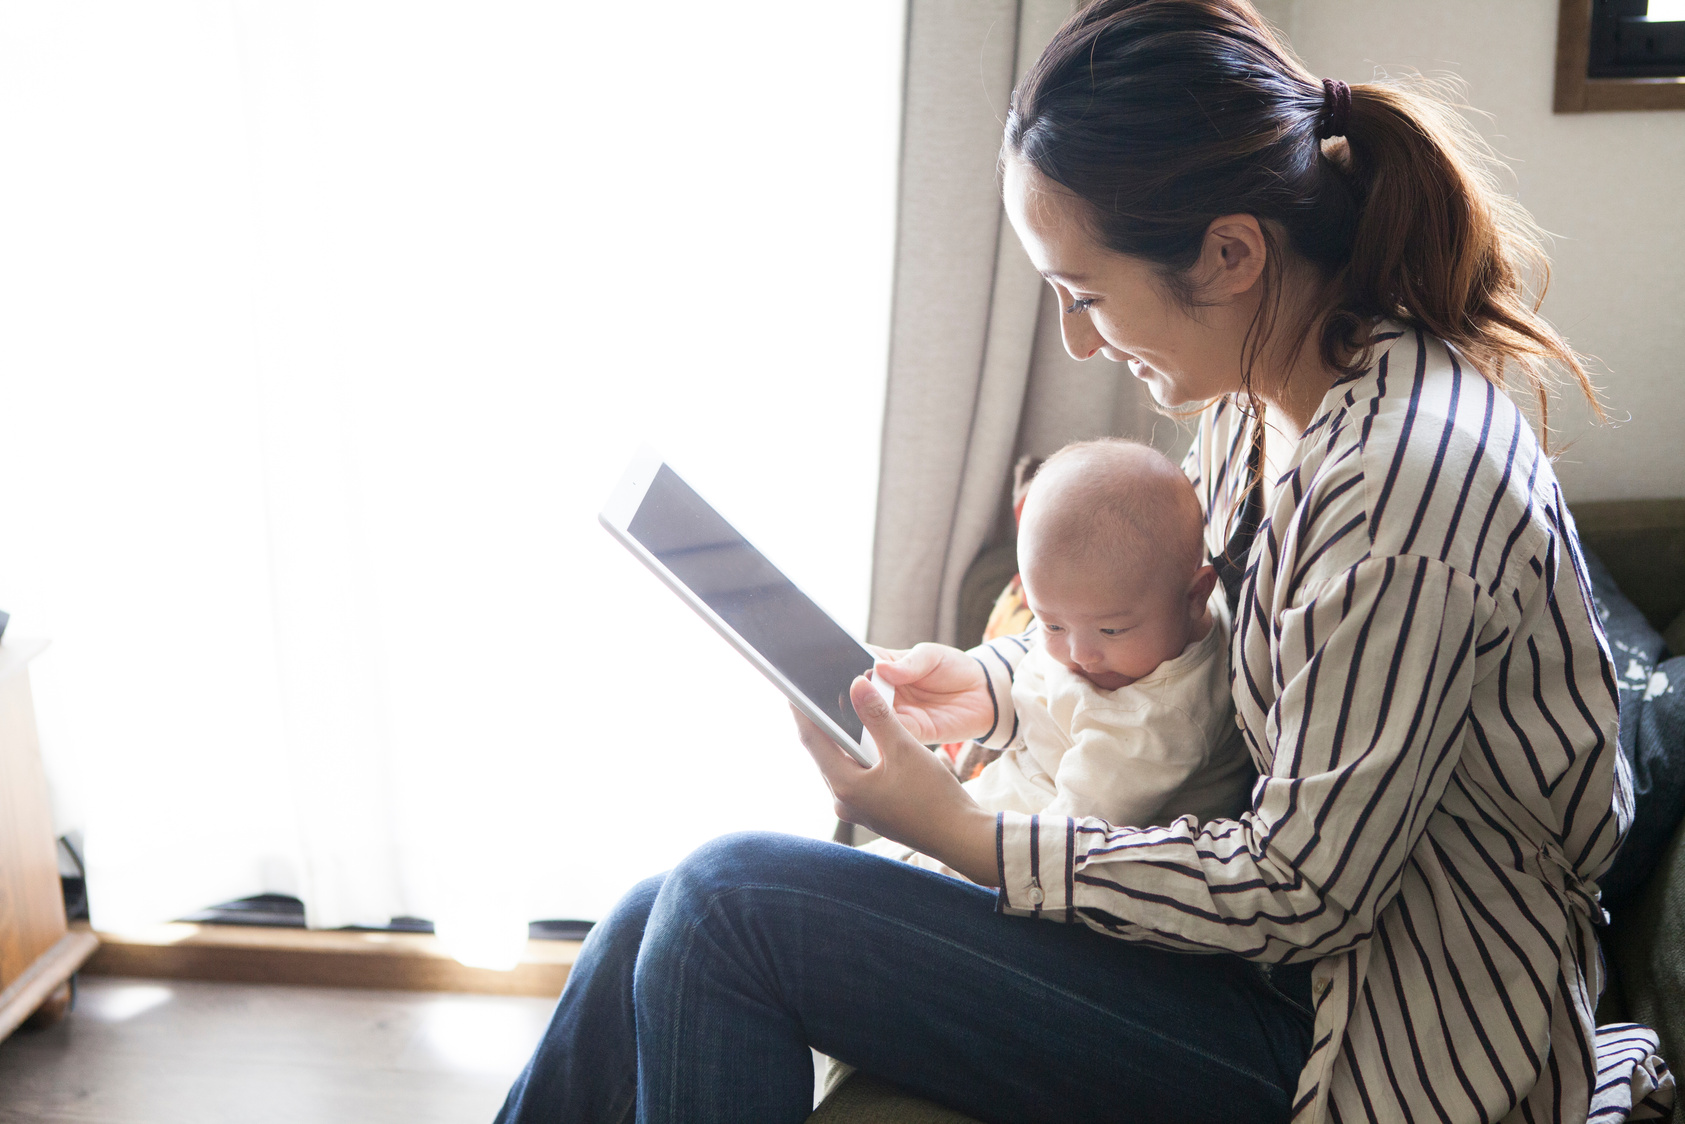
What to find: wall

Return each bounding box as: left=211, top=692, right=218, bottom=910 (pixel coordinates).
left=1258, top=0, right=1685, bottom=501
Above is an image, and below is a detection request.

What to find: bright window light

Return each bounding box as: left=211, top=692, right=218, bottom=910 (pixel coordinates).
left=418, top=994, right=555, bottom=1075
left=84, top=983, right=175, bottom=1024
left=0, top=1, right=902, bottom=934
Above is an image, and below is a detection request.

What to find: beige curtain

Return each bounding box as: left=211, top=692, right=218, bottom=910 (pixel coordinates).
left=868, top=0, right=1182, bottom=650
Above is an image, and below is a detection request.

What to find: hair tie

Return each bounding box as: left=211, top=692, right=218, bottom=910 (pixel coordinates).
left=1315, top=78, right=1350, bottom=139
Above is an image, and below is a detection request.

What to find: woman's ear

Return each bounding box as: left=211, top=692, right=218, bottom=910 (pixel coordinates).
left=1195, top=214, right=1267, bottom=302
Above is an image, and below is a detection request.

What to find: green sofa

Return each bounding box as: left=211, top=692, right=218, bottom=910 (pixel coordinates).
left=808, top=498, right=1685, bottom=1124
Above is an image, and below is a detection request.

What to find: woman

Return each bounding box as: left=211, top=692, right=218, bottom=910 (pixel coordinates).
left=496, top=2, right=1657, bottom=1121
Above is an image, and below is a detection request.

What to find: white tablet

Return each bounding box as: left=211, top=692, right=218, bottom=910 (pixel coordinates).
left=599, top=449, right=887, bottom=767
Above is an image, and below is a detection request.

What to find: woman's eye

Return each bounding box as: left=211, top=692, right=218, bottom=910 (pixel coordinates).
left=1063, top=297, right=1096, bottom=315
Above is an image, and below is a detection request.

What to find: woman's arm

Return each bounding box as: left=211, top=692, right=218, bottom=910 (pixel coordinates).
left=1006, top=556, right=1492, bottom=959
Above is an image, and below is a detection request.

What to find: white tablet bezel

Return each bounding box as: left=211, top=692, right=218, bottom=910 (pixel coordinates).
left=598, top=448, right=885, bottom=768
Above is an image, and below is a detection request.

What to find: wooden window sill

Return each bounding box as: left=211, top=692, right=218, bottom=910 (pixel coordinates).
left=74, top=921, right=579, bottom=998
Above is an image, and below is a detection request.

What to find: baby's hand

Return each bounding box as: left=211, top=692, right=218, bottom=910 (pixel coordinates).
left=871, top=643, right=993, bottom=745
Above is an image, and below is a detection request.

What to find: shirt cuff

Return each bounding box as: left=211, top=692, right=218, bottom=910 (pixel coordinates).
left=970, top=638, right=1024, bottom=750
left=995, top=812, right=1075, bottom=923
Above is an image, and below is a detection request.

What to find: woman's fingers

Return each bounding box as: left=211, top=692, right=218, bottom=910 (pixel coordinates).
left=850, top=676, right=930, bottom=767
left=790, top=703, right=874, bottom=814
left=793, top=680, right=993, bottom=881
left=850, top=672, right=895, bottom=725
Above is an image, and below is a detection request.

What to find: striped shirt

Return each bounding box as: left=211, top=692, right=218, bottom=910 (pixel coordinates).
left=975, top=326, right=1661, bottom=1122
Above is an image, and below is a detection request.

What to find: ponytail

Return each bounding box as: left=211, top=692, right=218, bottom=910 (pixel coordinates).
left=1006, top=0, right=1601, bottom=448
left=1325, top=78, right=1601, bottom=439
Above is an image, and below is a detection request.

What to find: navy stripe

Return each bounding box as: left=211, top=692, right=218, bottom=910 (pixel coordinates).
left=982, top=327, right=1635, bottom=1124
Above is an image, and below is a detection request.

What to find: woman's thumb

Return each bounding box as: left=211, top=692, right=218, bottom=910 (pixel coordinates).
left=851, top=675, right=896, bottom=731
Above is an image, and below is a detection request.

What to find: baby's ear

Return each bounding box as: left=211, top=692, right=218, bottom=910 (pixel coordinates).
left=1188, top=563, right=1218, bottom=612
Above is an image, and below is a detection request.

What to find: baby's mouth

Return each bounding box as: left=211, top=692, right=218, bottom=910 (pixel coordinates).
left=1072, top=665, right=1131, bottom=691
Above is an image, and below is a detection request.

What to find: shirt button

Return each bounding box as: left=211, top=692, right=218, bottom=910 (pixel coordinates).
left=1027, top=884, right=1045, bottom=906
left=1234, top=715, right=1244, bottom=729
left=1314, top=977, right=1331, bottom=999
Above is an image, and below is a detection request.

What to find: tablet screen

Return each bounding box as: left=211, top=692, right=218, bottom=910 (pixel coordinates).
left=627, top=463, right=873, bottom=743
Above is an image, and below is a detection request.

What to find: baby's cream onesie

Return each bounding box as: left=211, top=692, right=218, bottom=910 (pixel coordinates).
left=867, top=595, right=1253, bottom=876
left=968, top=596, right=1252, bottom=828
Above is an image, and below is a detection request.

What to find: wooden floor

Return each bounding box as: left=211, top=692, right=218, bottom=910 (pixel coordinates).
left=0, top=976, right=557, bottom=1124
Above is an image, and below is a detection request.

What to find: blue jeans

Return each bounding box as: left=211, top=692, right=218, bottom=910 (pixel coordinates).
left=494, top=832, right=1314, bottom=1124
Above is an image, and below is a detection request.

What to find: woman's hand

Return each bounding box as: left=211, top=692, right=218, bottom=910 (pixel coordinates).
left=869, top=643, right=994, bottom=745
left=794, top=678, right=1000, bottom=887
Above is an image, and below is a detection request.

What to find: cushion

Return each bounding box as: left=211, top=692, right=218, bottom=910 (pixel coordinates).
left=1605, top=816, right=1685, bottom=1124
left=1572, top=499, right=1685, bottom=632
left=807, top=1073, right=984, bottom=1124
left=956, top=542, right=1019, bottom=655
left=1584, top=550, right=1685, bottom=910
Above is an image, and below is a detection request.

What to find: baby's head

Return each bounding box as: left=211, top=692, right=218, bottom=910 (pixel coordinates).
left=1017, top=439, right=1216, bottom=691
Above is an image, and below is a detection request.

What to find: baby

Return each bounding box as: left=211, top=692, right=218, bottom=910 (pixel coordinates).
left=965, top=438, right=1252, bottom=829
left=869, top=438, right=1252, bottom=872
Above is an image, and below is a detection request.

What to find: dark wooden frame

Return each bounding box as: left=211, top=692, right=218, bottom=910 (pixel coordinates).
left=1555, top=0, right=1685, bottom=111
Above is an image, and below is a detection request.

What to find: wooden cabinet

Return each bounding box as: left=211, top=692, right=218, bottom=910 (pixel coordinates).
left=0, top=639, right=96, bottom=1041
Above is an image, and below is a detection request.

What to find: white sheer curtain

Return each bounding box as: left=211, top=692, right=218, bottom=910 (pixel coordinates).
left=0, top=1, right=902, bottom=966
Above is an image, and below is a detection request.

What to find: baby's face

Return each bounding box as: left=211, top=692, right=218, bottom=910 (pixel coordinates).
left=1020, top=549, right=1202, bottom=692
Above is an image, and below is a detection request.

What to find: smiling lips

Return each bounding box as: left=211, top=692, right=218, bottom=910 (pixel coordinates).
left=1102, top=348, right=1149, bottom=377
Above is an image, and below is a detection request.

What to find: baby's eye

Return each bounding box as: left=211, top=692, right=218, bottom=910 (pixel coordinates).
left=1063, top=297, right=1096, bottom=315
left=1099, top=627, right=1129, bottom=636
left=1042, top=624, right=1064, bottom=633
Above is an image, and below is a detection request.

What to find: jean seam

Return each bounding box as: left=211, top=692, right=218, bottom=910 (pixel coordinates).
left=672, top=879, right=1292, bottom=1099
left=1259, top=968, right=1318, bottom=1023
left=660, top=893, right=705, bottom=1122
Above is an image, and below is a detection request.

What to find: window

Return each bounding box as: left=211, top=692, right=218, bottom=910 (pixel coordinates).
left=0, top=2, right=904, bottom=964
left=1556, top=0, right=1685, bottom=110
left=1590, top=0, right=1685, bottom=77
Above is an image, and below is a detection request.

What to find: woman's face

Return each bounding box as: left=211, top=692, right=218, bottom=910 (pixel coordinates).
left=1002, top=154, right=1254, bottom=409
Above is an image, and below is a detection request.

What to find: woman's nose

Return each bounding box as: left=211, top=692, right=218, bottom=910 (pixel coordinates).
left=1059, top=309, right=1103, bottom=361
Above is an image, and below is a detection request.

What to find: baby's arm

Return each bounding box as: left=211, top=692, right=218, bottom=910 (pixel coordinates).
left=966, top=628, right=1038, bottom=751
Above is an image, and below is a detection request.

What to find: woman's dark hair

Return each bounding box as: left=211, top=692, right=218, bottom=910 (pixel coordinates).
left=1005, top=0, right=1601, bottom=447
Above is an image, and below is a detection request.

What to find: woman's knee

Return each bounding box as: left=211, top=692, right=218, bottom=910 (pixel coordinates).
left=575, top=870, right=668, bottom=969
left=658, top=830, right=838, bottom=908
left=633, top=832, right=841, bottom=968
left=631, top=833, right=836, bottom=1010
